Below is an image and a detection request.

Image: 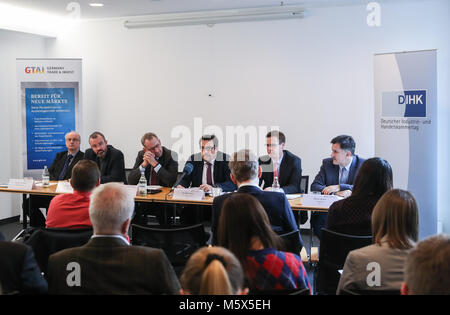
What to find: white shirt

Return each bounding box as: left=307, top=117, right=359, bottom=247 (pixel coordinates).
left=339, top=156, right=353, bottom=184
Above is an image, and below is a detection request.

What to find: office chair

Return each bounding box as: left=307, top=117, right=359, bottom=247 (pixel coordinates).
left=250, top=287, right=310, bottom=295
left=23, top=227, right=93, bottom=277
left=339, top=288, right=400, bottom=295
left=279, top=229, right=303, bottom=256
left=131, top=223, right=209, bottom=276
left=315, top=228, right=372, bottom=295
left=298, top=175, right=309, bottom=225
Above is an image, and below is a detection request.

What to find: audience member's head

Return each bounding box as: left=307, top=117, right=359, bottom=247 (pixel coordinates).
left=402, top=234, right=450, bottom=295
left=228, top=149, right=260, bottom=185
left=70, top=160, right=100, bottom=192
left=350, top=157, right=393, bottom=199
left=218, top=193, right=281, bottom=267
left=89, top=183, right=134, bottom=236
left=371, top=189, right=418, bottom=250
left=179, top=246, right=247, bottom=295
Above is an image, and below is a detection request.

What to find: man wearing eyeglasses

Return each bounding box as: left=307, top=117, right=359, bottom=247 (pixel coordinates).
left=178, top=135, right=236, bottom=193
left=177, top=134, right=236, bottom=225
left=258, top=131, right=302, bottom=194
left=128, top=132, right=178, bottom=187
left=48, top=131, right=85, bottom=180
left=25, top=131, right=85, bottom=227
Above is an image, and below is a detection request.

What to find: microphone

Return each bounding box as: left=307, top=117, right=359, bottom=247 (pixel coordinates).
left=172, top=162, right=194, bottom=190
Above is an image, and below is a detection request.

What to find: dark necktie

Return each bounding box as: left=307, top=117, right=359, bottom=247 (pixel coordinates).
left=206, top=162, right=213, bottom=186
left=150, top=167, right=158, bottom=185
left=58, top=154, right=73, bottom=180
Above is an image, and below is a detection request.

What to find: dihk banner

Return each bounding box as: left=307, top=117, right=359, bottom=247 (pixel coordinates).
left=17, top=59, right=82, bottom=178
left=374, top=50, right=437, bottom=239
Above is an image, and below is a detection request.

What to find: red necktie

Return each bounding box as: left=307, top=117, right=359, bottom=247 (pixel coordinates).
left=151, top=167, right=158, bottom=185
left=273, top=161, right=279, bottom=180
left=206, top=162, right=213, bottom=186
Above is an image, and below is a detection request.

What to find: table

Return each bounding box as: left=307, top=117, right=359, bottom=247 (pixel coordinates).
left=0, top=184, right=328, bottom=229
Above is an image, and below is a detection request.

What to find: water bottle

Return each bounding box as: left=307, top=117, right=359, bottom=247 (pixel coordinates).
left=42, top=165, right=50, bottom=187
left=271, top=176, right=283, bottom=193
left=137, top=171, right=147, bottom=196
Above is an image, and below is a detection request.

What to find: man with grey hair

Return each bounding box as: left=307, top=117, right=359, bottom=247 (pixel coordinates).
left=401, top=234, right=450, bottom=295
left=211, top=149, right=302, bottom=248
left=47, top=183, right=180, bottom=294
left=26, top=131, right=85, bottom=227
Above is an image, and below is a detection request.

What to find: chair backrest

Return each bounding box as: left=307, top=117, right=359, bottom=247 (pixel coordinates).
left=316, top=228, right=372, bottom=295
left=24, top=227, right=93, bottom=276
left=319, top=228, right=372, bottom=268
left=339, top=288, right=400, bottom=295
left=131, top=224, right=208, bottom=274
left=279, top=229, right=302, bottom=256
left=251, top=287, right=310, bottom=295
left=300, top=176, right=309, bottom=194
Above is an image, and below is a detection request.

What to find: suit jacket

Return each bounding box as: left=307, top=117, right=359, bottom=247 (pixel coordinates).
left=179, top=151, right=236, bottom=192
left=48, top=150, right=85, bottom=181
left=336, top=241, right=411, bottom=294
left=0, top=240, right=48, bottom=294
left=84, top=145, right=126, bottom=184
left=128, top=146, right=178, bottom=187
left=259, top=150, right=302, bottom=194
left=310, top=155, right=365, bottom=192
left=47, top=237, right=180, bottom=295
left=211, top=185, right=302, bottom=247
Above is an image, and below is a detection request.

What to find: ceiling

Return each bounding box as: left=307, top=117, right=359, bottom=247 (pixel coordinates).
left=0, top=0, right=400, bottom=19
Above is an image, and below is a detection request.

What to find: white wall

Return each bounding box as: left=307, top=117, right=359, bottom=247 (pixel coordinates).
left=0, top=30, right=46, bottom=220
left=2, top=0, right=449, bottom=232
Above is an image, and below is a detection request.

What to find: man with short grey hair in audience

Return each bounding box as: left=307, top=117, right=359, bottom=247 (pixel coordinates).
left=47, top=183, right=180, bottom=294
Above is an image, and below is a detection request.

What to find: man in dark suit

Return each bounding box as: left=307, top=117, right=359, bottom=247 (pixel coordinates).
left=211, top=149, right=302, bottom=248
left=310, top=135, right=366, bottom=239
left=128, top=132, right=178, bottom=187
left=259, top=131, right=302, bottom=194
left=128, top=132, right=178, bottom=225
left=26, top=131, right=85, bottom=227
left=47, top=183, right=180, bottom=294
left=178, top=134, right=236, bottom=192
left=259, top=131, right=305, bottom=224
left=0, top=232, right=48, bottom=295
left=84, top=131, right=127, bottom=184
left=177, top=135, right=236, bottom=225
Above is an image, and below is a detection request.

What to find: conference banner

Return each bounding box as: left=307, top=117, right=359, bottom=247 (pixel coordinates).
left=17, top=58, right=82, bottom=178
left=374, top=50, right=437, bottom=239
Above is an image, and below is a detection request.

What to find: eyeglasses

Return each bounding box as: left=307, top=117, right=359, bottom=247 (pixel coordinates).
left=201, top=146, right=215, bottom=152
left=66, top=138, right=80, bottom=142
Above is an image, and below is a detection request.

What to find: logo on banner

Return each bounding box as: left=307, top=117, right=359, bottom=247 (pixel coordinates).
left=382, top=90, right=426, bottom=117
left=25, top=67, right=45, bottom=74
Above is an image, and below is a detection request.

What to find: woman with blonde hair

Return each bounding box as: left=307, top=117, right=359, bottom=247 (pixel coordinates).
left=337, top=189, right=419, bottom=294
left=179, top=246, right=248, bottom=295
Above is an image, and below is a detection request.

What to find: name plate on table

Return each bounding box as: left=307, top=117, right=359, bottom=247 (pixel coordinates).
left=301, top=194, right=342, bottom=208
left=172, top=188, right=205, bottom=201
left=8, top=179, right=35, bottom=190
left=56, top=181, right=74, bottom=193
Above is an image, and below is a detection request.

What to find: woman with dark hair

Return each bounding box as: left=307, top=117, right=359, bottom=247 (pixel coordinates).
left=218, top=193, right=311, bottom=293
left=337, top=189, right=419, bottom=294
left=325, top=157, right=393, bottom=235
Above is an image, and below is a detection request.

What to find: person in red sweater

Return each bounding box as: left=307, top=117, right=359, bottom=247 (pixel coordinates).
left=46, top=160, right=100, bottom=229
